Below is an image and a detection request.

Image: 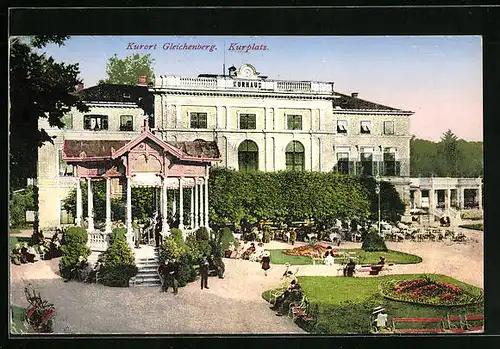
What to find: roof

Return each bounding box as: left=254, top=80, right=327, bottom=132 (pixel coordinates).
left=75, top=84, right=154, bottom=115
left=334, top=92, right=410, bottom=112
left=168, top=139, right=221, bottom=159
left=63, top=140, right=129, bottom=159
left=63, top=138, right=220, bottom=161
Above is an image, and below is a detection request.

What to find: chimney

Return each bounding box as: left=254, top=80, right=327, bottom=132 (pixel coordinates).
left=137, top=74, right=147, bottom=86
left=351, top=92, right=359, bottom=98
left=76, top=83, right=84, bottom=91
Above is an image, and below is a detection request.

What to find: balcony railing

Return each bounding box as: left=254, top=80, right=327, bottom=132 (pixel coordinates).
left=333, top=161, right=402, bottom=177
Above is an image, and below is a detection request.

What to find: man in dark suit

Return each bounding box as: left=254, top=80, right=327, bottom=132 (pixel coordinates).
left=158, top=260, right=169, bottom=292
left=200, top=257, right=210, bottom=290
left=165, top=258, right=179, bottom=294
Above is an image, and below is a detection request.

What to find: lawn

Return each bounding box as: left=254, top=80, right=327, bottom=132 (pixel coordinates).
left=10, top=305, right=29, bottom=333
left=459, top=224, right=483, bottom=231
left=9, top=236, right=31, bottom=250
left=269, top=249, right=422, bottom=265
left=262, top=274, right=483, bottom=334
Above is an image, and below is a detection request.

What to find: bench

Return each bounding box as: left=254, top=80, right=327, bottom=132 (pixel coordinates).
left=289, top=296, right=314, bottom=322
left=392, top=317, right=445, bottom=334
left=446, top=315, right=466, bottom=333
left=358, top=264, right=393, bottom=275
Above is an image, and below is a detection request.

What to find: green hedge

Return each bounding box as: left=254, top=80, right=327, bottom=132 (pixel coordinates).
left=98, top=235, right=138, bottom=287
left=459, top=224, right=483, bottom=231
left=59, top=227, right=90, bottom=280
left=208, top=168, right=404, bottom=226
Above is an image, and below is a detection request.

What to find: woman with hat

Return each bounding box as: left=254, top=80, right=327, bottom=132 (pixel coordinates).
left=261, top=250, right=271, bottom=276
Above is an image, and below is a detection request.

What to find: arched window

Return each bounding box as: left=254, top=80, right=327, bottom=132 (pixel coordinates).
left=286, top=141, right=305, bottom=171
left=238, top=140, right=259, bottom=172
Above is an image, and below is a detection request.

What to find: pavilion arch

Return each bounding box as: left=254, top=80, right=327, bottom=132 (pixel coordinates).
left=238, top=139, right=259, bottom=172
left=285, top=140, right=305, bottom=171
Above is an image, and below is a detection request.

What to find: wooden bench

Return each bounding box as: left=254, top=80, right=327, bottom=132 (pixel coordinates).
left=446, top=315, right=466, bottom=333
left=392, top=317, right=445, bottom=333
left=289, top=296, right=314, bottom=322
left=358, top=264, right=393, bottom=275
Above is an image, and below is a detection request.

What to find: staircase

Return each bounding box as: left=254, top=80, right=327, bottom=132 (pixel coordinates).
left=131, top=247, right=161, bottom=287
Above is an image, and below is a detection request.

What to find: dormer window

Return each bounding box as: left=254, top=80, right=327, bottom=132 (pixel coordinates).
left=360, top=120, right=371, bottom=134
left=123, top=93, right=131, bottom=99
left=84, top=115, right=108, bottom=131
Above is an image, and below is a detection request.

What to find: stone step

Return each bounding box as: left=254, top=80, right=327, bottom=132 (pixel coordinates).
left=137, top=266, right=158, bottom=272
left=131, top=276, right=161, bottom=287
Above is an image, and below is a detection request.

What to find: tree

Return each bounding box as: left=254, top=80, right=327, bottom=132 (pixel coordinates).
left=10, top=36, right=89, bottom=190
left=436, top=130, right=463, bottom=177
left=100, top=54, right=155, bottom=85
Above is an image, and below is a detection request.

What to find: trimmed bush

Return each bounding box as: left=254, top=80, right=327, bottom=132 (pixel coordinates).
left=160, top=237, right=185, bottom=262
left=176, top=255, right=197, bottom=287
left=219, top=227, right=235, bottom=252
left=461, top=210, right=483, bottom=220
left=98, top=236, right=138, bottom=287
left=361, top=232, right=388, bottom=252
left=59, top=227, right=90, bottom=280
left=110, top=227, right=127, bottom=245
left=171, top=228, right=185, bottom=247
left=195, top=227, right=209, bottom=241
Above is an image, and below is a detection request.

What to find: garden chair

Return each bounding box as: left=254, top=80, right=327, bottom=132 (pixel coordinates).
left=445, top=314, right=466, bottom=333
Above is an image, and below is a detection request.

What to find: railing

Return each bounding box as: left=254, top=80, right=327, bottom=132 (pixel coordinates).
left=179, top=77, right=217, bottom=89
left=333, top=161, right=402, bottom=177
left=88, top=230, right=111, bottom=252
left=276, top=81, right=312, bottom=92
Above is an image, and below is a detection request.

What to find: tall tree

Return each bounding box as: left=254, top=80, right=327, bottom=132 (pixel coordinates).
left=101, top=54, right=155, bottom=85
left=436, top=130, right=463, bottom=177
left=10, top=36, right=88, bottom=232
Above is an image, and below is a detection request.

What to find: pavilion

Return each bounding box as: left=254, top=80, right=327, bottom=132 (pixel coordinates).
left=62, top=120, right=221, bottom=252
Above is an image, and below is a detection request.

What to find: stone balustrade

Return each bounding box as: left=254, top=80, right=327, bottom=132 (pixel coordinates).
left=88, top=230, right=111, bottom=252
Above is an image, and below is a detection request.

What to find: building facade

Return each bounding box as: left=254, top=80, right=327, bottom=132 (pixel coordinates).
left=151, top=64, right=413, bottom=178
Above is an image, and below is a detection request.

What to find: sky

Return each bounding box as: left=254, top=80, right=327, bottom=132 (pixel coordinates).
left=40, top=36, right=482, bottom=142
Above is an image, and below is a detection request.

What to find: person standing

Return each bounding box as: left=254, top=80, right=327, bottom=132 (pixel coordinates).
left=261, top=251, right=271, bottom=276
left=290, top=229, right=297, bottom=245
left=344, top=257, right=356, bottom=277
left=200, top=256, right=210, bottom=290
left=158, top=260, right=169, bottom=292
left=166, top=258, right=179, bottom=294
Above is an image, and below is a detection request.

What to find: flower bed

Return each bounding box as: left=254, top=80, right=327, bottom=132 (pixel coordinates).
left=380, top=275, right=483, bottom=306
left=284, top=243, right=341, bottom=257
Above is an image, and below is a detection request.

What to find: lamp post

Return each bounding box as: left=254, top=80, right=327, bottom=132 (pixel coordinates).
left=375, top=176, right=381, bottom=236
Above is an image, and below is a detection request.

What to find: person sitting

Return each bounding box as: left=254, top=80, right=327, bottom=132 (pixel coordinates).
left=272, top=281, right=304, bottom=316
left=241, top=243, right=256, bottom=260
left=378, top=256, right=386, bottom=265
left=343, top=257, right=356, bottom=277
left=324, top=250, right=335, bottom=266
left=371, top=256, right=386, bottom=273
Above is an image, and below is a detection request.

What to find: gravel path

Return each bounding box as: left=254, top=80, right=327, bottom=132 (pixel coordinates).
left=10, top=225, right=483, bottom=334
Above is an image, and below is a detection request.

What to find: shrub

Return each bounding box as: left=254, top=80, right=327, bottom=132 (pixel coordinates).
left=98, top=236, right=138, bottom=287
left=171, top=228, right=185, bottom=247
left=218, top=227, right=235, bottom=251
left=361, top=232, right=388, bottom=252
left=195, top=227, right=210, bottom=241
left=176, top=255, right=197, bottom=287
left=110, top=227, right=127, bottom=245
left=461, top=210, right=483, bottom=220
left=160, top=237, right=185, bottom=262
left=59, top=227, right=90, bottom=280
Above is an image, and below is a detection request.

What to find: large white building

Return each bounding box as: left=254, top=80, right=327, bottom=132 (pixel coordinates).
left=36, top=64, right=482, bottom=231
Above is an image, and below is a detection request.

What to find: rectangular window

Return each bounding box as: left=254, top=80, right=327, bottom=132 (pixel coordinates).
left=384, top=121, right=395, bottom=135
left=84, top=115, right=108, bottom=131
left=286, top=152, right=305, bottom=171
left=336, top=152, right=349, bottom=174
left=239, top=113, right=257, bottom=129
left=360, top=151, right=373, bottom=175
left=60, top=200, right=75, bottom=225
left=61, top=113, right=73, bottom=129
left=190, top=112, right=208, bottom=129
left=58, top=149, right=74, bottom=176
left=287, top=115, right=302, bottom=130
left=337, top=120, right=348, bottom=134
left=120, top=115, right=134, bottom=131
left=360, top=121, right=371, bottom=134
left=383, top=148, right=397, bottom=176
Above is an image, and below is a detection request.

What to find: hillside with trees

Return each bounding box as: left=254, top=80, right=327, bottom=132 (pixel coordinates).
left=410, top=130, right=483, bottom=178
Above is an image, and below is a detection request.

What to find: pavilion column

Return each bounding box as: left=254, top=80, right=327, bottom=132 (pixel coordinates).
left=460, top=187, right=465, bottom=210
left=446, top=188, right=451, bottom=212
left=105, top=177, right=112, bottom=233
left=199, top=179, right=204, bottom=228
left=76, top=179, right=82, bottom=226
left=478, top=183, right=482, bottom=210
left=87, top=178, right=94, bottom=232
left=179, top=178, right=184, bottom=231
left=126, top=176, right=133, bottom=246
left=194, top=178, right=199, bottom=229
left=190, top=185, right=195, bottom=229
left=415, top=189, right=421, bottom=209
left=204, top=176, right=209, bottom=229
left=162, top=176, right=170, bottom=236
